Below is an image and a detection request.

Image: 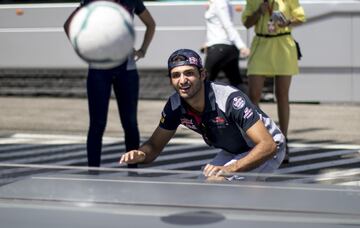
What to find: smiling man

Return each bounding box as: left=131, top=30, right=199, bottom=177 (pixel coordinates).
left=119, top=49, right=286, bottom=181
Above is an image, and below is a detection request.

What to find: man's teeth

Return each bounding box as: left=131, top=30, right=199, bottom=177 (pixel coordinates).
left=180, top=85, right=190, bottom=90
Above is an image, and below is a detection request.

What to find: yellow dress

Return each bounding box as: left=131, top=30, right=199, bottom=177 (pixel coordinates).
left=242, top=0, right=306, bottom=76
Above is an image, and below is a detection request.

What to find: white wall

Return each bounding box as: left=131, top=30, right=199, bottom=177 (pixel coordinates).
left=0, top=1, right=359, bottom=102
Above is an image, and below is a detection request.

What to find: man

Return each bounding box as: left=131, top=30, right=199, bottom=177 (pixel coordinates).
left=120, top=49, right=285, bottom=180
left=64, top=0, right=156, bottom=169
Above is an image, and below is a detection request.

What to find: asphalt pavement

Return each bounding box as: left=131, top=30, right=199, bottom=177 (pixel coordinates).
left=0, top=96, right=360, bottom=146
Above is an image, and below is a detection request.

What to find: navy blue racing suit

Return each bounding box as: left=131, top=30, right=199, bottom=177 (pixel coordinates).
left=159, top=81, right=286, bottom=173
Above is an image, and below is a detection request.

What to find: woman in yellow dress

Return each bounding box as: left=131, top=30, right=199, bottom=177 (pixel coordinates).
left=242, top=0, right=305, bottom=163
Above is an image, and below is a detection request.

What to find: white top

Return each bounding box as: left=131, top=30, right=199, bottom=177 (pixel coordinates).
left=205, top=0, right=246, bottom=50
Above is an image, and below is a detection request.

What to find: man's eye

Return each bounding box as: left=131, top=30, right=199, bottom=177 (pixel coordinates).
left=184, top=71, right=195, bottom=76
left=171, top=73, right=180, bottom=78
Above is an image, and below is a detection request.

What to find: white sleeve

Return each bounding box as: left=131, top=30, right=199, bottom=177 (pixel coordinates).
left=215, top=0, right=246, bottom=49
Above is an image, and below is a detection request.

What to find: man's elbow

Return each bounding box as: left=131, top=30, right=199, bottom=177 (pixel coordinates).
left=265, top=139, right=277, bottom=158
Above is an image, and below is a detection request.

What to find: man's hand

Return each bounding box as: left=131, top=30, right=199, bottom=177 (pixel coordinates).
left=119, top=150, right=146, bottom=164
left=206, top=176, right=226, bottom=182
left=203, top=164, right=233, bottom=177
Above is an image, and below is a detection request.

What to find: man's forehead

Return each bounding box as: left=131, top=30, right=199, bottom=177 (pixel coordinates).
left=170, top=65, right=198, bottom=73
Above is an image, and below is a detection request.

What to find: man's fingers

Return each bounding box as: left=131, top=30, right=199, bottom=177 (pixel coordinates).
left=206, top=176, right=226, bottom=182
left=215, top=169, right=224, bottom=177
left=204, top=164, right=219, bottom=177
left=203, top=164, right=212, bottom=176
left=208, top=167, right=216, bottom=176
left=119, top=155, right=124, bottom=164
left=119, top=154, right=128, bottom=164
left=119, top=150, right=145, bottom=164
left=203, top=164, right=226, bottom=177
left=119, top=151, right=131, bottom=164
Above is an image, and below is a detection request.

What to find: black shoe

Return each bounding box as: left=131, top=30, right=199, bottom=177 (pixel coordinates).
left=127, top=164, right=139, bottom=177
left=88, top=169, right=100, bottom=175
left=127, top=164, right=138, bottom=169
left=282, top=140, right=290, bottom=164
left=283, top=151, right=289, bottom=164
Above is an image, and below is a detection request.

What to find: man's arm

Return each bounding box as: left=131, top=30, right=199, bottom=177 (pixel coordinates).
left=229, top=120, right=277, bottom=172
left=119, top=126, right=176, bottom=164
left=203, top=120, right=276, bottom=177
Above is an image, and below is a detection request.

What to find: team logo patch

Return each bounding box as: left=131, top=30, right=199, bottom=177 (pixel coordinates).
left=213, top=116, right=225, bottom=124
left=211, top=116, right=226, bottom=124
left=243, top=107, right=253, bottom=119
left=188, top=57, right=198, bottom=65
left=160, top=111, right=166, bottom=123
left=211, top=116, right=227, bottom=128
left=160, top=116, right=165, bottom=123
left=180, top=118, right=197, bottom=130
left=232, top=96, right=245, bottom=110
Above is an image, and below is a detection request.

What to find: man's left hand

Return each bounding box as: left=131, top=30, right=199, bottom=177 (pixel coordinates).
left=203, top=164, right=232, bottom=177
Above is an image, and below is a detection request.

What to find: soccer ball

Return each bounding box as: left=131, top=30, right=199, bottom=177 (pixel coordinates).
left=69, top=1, right=135, bottom=69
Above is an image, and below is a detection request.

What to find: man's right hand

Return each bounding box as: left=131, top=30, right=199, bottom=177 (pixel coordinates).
left=119, top=150, right=146, bottom=164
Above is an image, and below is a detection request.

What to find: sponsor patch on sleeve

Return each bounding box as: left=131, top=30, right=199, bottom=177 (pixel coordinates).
left=232, top=96, right=245, bottom=110
left=243, top=107, right=253, bottom=119
left=160, top=111, right=166, bottom=123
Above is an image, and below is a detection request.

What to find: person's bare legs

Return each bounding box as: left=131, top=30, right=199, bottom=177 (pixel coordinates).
left=274, top=75, right=292, bottom=163
left=274, top=76, right=292, bottom=137
left=248, top=75, right=266, bottom=106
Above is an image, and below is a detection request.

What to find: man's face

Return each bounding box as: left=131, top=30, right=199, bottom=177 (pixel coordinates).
left=169, top=65, right=205, bottom=100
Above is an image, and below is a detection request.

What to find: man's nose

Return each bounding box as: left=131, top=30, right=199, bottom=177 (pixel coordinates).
left=179, top=74, right=188, bottom=83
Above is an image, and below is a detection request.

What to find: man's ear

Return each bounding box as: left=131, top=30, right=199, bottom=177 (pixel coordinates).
left=200, top=68, right=207, bottom=80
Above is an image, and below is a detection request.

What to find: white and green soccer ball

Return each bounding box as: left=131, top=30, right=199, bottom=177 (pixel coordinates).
left=69, top=1, right=135, bottom=69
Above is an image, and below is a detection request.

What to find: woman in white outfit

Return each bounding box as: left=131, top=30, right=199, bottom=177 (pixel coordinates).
left=203, top=0, right=250, bottom=92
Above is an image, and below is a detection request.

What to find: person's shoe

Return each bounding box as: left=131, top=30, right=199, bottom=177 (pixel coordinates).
left=88, top=169, right=100, bottom=175
left=282, top=139, right=290, bottom=164
left=127, top=164, right=138, bottom=168
left=127, top=163, right=139, bottom=177
left=282, top=147, right=289, bottom=164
